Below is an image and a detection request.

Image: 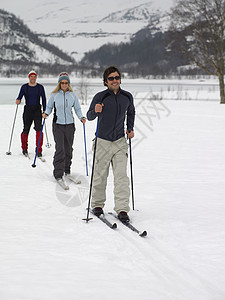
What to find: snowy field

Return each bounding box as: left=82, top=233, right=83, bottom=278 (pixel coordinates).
left=0, top=91, right=225, bottom=299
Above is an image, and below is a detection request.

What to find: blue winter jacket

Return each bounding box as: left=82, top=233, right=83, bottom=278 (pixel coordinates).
left=87, top=88, right=135, bottom=142
left=45, top=90, right=84, bottom=125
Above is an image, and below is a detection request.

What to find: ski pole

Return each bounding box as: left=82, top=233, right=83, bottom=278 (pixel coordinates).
left=129, top=138, right=135, bottom=210
left=83, top=116, right=100, bottom=222
left=32, top=119, right=45, bottom=168
left=6, top=104, right=19, bottom=155
left=83, top=123, right=88, bottom=176
left=44, top=122, right=51, bottom=148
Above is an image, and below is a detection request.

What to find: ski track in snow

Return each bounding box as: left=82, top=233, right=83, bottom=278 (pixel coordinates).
left=1, top=98, right=225, bottom=300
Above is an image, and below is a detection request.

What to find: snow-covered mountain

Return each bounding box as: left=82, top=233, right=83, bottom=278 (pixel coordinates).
left=0, top=9, right=74, bottom=65
left=0, top=0, right=172, bottom=62
left=99, top=1, right=165, bottom=23
left=34, top=1, right=168, bottom=61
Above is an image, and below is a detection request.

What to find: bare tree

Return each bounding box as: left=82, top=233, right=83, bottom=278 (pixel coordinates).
left=170, top=0, right=225, bottom=103
left=76, top=75, right=92, bottom=105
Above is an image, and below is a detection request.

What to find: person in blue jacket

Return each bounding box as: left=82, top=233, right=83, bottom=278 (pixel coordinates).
left=16, top=70, right=46, bottom=156
left=87, top=66, right=135, bottom=223
left=42, top=72, right=86, bottom=182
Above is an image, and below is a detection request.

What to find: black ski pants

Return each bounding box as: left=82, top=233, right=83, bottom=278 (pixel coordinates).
left=52, top=123, right=75, bottom=179
left=22, top=105, right=42, bottom=134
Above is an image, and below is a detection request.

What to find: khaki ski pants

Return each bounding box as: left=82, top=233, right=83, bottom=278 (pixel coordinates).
left=91, top=137, right=130, bottom=214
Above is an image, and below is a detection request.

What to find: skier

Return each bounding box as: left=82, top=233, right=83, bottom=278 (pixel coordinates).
left=42, top=72, right=86, bottom=184
left=87, top=66, right=135, bottom=223
left=16, top=70, right=46, bottom=157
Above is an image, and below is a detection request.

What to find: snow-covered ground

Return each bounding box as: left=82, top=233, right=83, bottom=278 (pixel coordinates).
left=1, top=88, right=225, bottom=299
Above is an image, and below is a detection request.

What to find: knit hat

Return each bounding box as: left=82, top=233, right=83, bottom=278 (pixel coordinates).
left=28, top=70, right=37, bottom=78
left=58, top=72, right=70, bottom=84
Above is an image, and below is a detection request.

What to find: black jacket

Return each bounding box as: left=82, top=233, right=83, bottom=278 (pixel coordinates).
left=87, top=88, right=135, bottom=142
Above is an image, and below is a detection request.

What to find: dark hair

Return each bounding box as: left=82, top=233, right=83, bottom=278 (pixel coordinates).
left=103, top=65, right=121, bottom=86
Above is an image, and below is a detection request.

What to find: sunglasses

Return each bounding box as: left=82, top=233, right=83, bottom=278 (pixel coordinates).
left=61, top=81, right=69, bottom=85
left=107, top=76, right=121, bottom=81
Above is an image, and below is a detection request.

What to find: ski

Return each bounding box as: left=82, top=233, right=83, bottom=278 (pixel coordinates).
left=108, top=212, right=147, bottom=237
left=23, top=153, right=45, bottom=162
left=38, top=156, right=46, bottom=162
left=87, top=209, right=117, bottom=229
left=65, top=174, right=81, bottom=184
left=56, top=178, right=69, bottom=190
left=23, top=153, right=31, bottom=159
left=97, top=214, right=117, bottom=229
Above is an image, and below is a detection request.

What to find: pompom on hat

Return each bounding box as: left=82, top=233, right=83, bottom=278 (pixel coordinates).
left=58, top=72, right=70, bottom=84
left=28, top=70, right=37, bottom=78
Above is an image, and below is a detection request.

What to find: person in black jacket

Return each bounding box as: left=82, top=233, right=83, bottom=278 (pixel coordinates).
left=16, top=70, right=46, bottom=156
left=87, top=66, right=135, bottom=222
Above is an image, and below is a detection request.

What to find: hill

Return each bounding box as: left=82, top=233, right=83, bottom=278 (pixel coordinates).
left=81, top=27, right=190, bottom=76
left=0, top=9, right=75, bottom=76
left=0, top=1, right=171, bottom=65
